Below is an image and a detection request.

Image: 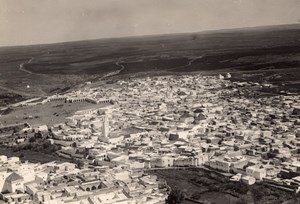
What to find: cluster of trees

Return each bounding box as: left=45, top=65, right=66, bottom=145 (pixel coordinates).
left=13, top=138, right=61, bottom=154
left=166, top=188, right=185, bottom=204
left=72, top=158, right=85, bottom=169
left=190, top=179, right=298, bottom=204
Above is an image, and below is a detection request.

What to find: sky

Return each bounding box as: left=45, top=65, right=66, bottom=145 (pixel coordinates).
left=0, top=0, right=299, bottom=46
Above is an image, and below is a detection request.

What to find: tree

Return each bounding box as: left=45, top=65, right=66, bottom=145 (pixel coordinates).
left=34, top=131, right=43, bottom=138
left=74, top=159, right=85, bottom=169
left=251, top=185, right=265, bottom=202
left=72, top=142, right=77, bottom=148
left=237, top=196, right=251, bottom=204
left=42, top=141, right=51, bottom=149
left=29, top=137, right=36, bottom=143
left=166, top=188, right=185, bottom=204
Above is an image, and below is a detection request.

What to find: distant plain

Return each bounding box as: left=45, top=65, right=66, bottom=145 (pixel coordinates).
left=0, top=24, right=299, bottom=106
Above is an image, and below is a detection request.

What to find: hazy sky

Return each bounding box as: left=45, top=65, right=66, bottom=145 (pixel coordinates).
left=0, top=0, right=299, bottom=46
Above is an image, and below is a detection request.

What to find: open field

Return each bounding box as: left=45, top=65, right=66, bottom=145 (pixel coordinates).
left=1, top=101, right=107, bottom=127
left=0, top=147, right=70, bottom=164
left=0, top=24, right=299, bottom=104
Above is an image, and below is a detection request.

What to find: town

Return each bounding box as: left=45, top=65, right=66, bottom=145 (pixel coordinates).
left=0, top=73, right=299, bottom=203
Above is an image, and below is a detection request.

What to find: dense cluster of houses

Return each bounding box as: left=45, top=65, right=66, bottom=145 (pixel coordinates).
left=0, top=73, right=300, bottom=202
left=0, top=155, right=166, bottom=203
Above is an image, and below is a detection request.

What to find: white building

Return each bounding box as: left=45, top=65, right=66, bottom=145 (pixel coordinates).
left=246, top=166, right=267, bottom=180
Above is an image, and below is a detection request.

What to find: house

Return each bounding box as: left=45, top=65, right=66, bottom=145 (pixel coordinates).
left=230, top=173, right=242, bottom=182
left=170, top=131, right=192, bottom=142
left=25, top=183, right=40, bottom=196
left=0, top=155, right=7, bottom=163
left=209, top=159, right=231, bottom=172
left=149, top=156, right=174, bottom=168
left=226, top=73, right=232, bottom=79
left=3, top=172, right=24, bottom=193
left=128, top=161, right=145, bottom=170
left=246, top=166, right=267, bottom=180
left=53, top=163, right=76, bottom=174
left=196, top=153, right=209, bottom=165
left=1, top=193, right=30, bottom=203
left=173, top=156, right=194, bottom=167
left=179, top=113, right=194, bottom=124
left=35, top=172, right=48, bottom=185
left=241, top=176, right=256, bottom=185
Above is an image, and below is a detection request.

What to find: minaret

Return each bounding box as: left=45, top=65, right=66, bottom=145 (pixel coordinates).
left=166, top=88, right=170, bottom=99
left=166, top=87, right=173, bottom=99
left=102, top=112, right=109, bottom=138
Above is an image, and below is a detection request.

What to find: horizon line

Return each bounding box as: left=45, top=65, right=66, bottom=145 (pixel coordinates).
left=1, top=23, right=299, bottom=48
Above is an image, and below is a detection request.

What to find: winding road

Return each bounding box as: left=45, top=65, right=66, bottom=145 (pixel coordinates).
left=102, top=57, right=126, bottom=78
left=0, top=84, right=34, bottom=97
left=16, top=55, right=204, bottom=80
left=19, top=57, right=34, bottom=75
left=167, top=55, right=204, bottom=71
left=115, top=57, right=125, bottom=71
left=102, top=56, right=204, bottom=78
left=0, top=57, right=37, bottom=97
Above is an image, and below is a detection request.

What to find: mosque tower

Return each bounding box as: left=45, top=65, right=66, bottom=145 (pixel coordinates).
left=102, top=112, right=110, bottom=138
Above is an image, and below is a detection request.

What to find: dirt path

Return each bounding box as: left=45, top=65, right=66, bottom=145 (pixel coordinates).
left=19, top=57, right=34, bottom=75
left=0, top=85, right=34, bottom=97
left=115, top=57, right=125, bottom=70
left=102, top=57, right=126, bottom=78
left=167, top=56, right=204, bottom=71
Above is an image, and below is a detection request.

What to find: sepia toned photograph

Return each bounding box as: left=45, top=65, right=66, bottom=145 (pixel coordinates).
left=0, top=0, right=300, bottom=203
